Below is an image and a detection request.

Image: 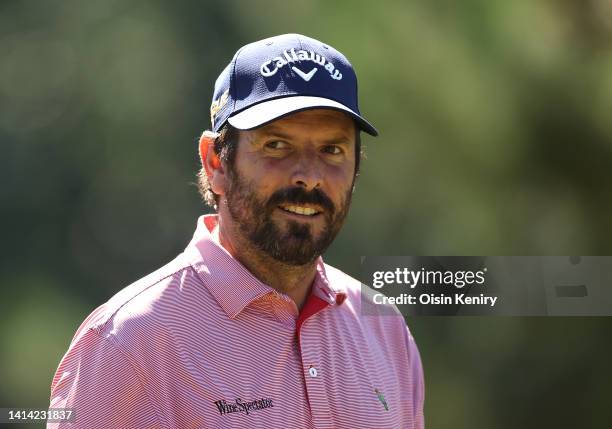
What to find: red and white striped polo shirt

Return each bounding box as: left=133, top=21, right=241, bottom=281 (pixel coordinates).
left=48, top=215, right=424, bottom=428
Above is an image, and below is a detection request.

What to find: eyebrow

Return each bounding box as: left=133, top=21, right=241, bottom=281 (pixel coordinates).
left=257, top=127, right=354, bottom=145
left=321, top=137, right=352, bottom=145
left=258, top=127, right=293, bottom=141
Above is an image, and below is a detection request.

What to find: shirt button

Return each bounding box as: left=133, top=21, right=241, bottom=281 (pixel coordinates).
left=309, top=366, right=318, bottom=378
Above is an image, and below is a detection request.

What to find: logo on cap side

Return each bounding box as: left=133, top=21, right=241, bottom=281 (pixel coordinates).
left=210, top=89, right=229, bottom=126
left=260, top=48, right=343, bottom=81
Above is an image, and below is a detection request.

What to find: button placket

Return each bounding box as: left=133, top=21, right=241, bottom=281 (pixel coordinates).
left=299, top=320, right=334, bottom=428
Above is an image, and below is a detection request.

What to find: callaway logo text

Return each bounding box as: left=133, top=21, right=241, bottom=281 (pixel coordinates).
left=260, top=48, right=343, bottom=80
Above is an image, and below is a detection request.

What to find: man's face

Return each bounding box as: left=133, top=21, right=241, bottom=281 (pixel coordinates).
left=223, top=109, right=357, bottom=266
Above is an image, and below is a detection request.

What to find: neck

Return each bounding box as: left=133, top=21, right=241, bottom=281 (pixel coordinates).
left=216, top=214, right=317, bottom=311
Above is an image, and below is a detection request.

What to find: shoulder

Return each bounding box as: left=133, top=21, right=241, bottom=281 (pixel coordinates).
left=323, top=263, right=421, bottom=368
left=69, top=253, right=200, bottom=347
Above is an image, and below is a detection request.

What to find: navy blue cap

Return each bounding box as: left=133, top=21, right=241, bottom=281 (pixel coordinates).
left=209, top=34, right=378, bottom=136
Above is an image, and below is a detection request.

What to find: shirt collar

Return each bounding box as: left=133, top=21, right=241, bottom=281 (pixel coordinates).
left=184, top=215, right=347, bottom=319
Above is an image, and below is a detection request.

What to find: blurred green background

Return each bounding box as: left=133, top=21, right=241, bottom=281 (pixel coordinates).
left=2, top=0, right=612, bottom=427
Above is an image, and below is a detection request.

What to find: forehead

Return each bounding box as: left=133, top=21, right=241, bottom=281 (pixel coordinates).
left=253, top=109, right=356, bottom=139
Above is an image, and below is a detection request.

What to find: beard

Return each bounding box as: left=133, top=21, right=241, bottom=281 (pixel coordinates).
left=224, top=169, right=353, bottom=266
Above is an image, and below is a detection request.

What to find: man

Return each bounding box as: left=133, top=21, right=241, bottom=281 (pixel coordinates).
left=48, top=34, right=425, bottom=428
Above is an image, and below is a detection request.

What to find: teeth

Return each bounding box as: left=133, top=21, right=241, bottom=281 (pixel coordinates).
left=283, top=205, right=318, bottom=216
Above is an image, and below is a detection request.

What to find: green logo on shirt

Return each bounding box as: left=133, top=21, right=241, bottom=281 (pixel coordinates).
left=374, top=388, right=389, bottom=411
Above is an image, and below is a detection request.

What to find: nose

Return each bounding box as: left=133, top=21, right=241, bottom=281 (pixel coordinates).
left=291, top=152, right=322, bottom=191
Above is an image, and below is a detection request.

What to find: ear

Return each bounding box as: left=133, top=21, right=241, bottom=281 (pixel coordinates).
left=198, top=131, right=227, bottom=197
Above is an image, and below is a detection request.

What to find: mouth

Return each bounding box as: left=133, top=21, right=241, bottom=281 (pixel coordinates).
left=277, top=204, right=323, bottom=218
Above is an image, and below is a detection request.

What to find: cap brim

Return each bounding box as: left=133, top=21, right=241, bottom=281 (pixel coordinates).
left=227, top=95, right=378, bottom=136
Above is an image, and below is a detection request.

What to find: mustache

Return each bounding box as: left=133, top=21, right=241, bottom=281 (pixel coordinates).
left=267, top=186, right=335, bottom=214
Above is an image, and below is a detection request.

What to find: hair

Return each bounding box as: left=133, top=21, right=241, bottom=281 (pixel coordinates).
left=197, top=122, right=363, bottom=210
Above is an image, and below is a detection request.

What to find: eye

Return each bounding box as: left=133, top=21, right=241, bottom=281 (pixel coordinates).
left=321, top=145, right=343, bottom=155
left=264, top=140, right=290, bottom=150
